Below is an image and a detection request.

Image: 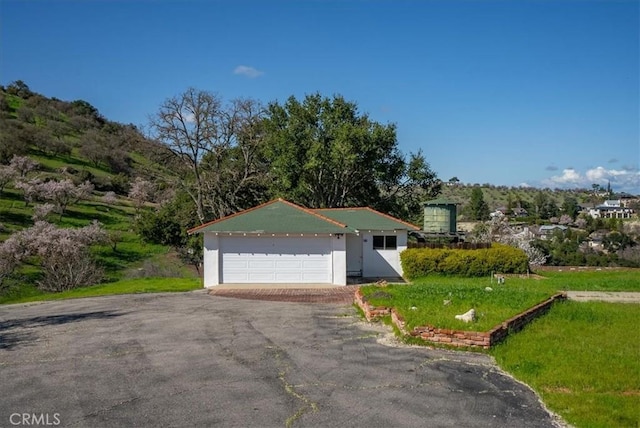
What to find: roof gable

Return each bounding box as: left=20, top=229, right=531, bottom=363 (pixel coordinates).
left=314, top=207, right=419, bottom=231
left=188, top=199, right=349, bottom=234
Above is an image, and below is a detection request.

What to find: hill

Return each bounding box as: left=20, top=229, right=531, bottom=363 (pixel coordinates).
left=439, top=184, right=595, bottom=221
left=0, top=81, right=199, bottom=303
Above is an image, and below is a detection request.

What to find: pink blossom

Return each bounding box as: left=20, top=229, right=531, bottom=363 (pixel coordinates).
left=9, top=155, right=39, bottom=177
left=0, top=221, right=107, bottom=291
left=0, top=165, right=16, bottom=193
left=128, top=177, right=155, bottom=210
left=102, top=191, right=117, bottom=205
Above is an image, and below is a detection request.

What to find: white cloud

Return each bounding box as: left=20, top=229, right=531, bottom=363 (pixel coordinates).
left=542, top=166, right=640, bottom=194
left=233, top=65, right=264, bottom=78
left=182, top=112, right=195, bottom=123
left=547, top=168, right=582, bottom=184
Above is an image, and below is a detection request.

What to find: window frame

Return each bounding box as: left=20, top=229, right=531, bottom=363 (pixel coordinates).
left=372, top=235, right=397, bottom=250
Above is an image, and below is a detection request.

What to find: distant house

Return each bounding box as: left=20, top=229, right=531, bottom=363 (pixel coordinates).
left=489, top=208, right=504, bottom=218
left=538, top=225, right=568, bottom=239
left=618, top=193, right=639, bottom=209
left=512, top=207, right=528, bottom=217
left=587, top=231, right=606, bottom=250
left=588, top=199, right=634, bottom=219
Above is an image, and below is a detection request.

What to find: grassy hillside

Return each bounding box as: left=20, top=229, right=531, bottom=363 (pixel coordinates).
left=439, top=184, right=594, bottom=219
left=0, top=82, right=200, bottom=303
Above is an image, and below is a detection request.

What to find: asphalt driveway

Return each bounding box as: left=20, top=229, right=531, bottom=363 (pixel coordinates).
left=0, top=292, right=565, bottom=427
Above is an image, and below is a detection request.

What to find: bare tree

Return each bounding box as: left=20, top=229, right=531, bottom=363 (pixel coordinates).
left=149, top=88, right=266, bottom=223
left=149, top=88, right=224, bottom=223
left=200, top=97, right=267, bottom=219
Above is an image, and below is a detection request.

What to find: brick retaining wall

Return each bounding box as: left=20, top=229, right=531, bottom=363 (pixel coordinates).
left=354, top=288, right=392, bottom=321
left=355, top=288, right=566, bottom=349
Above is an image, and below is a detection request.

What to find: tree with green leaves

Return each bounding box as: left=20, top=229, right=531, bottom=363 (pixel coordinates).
left=261, top=93, right=440, bottom=216
left=468, top=187, right=490, bottom=220
left=561, top=196, right=580, bottom=220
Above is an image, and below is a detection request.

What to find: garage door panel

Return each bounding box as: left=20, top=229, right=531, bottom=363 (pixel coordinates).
left=303, top=259, right=327, bottom=269
left=224, top=260, right=249, bottom=270
left=275, top=259, right=302, bottom=269
left=274, top=272, right=303, bottom=282
left=248, top=272, right=278, bottom=282
left=248, top=260, right=276, bottom=269
left=220, top=236, right=332, bottom=284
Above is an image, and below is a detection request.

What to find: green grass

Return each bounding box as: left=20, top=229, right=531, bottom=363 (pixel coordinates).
left=1, top=159, right=200, bottom=304
left=491, top=301, right=640, bottom=428
left=363, top=270, right=640, bottom=428
left=30, top=151, right=113, bottom=179
left=361, top=276, right=557, bottom=331
left=361, top=270, right=638, bottom=332
left=0, top=277, right=202, bottom=305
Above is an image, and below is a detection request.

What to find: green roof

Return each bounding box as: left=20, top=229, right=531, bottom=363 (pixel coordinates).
left=188, top=200, right=419, bottom=234
left=314, top=208, right=419, bottom=231
left=188, top=199, right=349, bottom=234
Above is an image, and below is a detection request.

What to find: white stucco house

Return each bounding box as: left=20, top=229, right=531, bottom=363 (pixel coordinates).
left=588, top=199, right=635, bottom=219
left=188, top=199, right=419, bottom=287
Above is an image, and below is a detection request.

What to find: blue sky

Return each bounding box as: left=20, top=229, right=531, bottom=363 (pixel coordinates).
left=1, top=0, right=638, bottom=193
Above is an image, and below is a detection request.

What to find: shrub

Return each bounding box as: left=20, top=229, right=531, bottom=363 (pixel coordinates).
left=401, top=243, right=528, bottom=279
left=0, top=221, right=107, bottom=292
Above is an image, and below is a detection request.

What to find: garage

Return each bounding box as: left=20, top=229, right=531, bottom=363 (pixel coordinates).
left=188, top=199, right=417, bottom=287
left=220, top=236, right=332, bottom=283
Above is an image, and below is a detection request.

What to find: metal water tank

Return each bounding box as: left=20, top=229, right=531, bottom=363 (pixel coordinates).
left=423, top=198, right=457, bottom=234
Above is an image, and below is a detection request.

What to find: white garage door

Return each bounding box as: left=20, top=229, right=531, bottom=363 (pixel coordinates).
left=220, top=236, right=332, bottom=283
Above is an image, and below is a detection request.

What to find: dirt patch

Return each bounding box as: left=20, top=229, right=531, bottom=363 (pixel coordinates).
left=565, top=291, right=640, bottom=303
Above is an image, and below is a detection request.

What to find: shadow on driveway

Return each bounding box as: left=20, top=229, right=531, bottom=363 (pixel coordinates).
left=0, top=311, right=125, bottom=350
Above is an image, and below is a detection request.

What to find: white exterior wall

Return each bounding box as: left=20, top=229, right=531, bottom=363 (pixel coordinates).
left=361, top=230, right=408, bottom=278
left=332, top=234, right=347, bottom=285
left=203, top=233, right=220, bottom=288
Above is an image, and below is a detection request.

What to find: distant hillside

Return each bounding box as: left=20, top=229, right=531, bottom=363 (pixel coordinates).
left=440, top=184, right=607, bottom=220
left=0, top=80, right=179, bottom=194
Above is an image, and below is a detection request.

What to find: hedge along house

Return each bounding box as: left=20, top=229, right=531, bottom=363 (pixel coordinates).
left=188, top=199, right=419, bottom=287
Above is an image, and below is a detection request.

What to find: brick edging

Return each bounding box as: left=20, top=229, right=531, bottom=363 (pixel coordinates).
left=354, top=287, right=566, bottom=349
left=354, top=288, right=392, bottom=321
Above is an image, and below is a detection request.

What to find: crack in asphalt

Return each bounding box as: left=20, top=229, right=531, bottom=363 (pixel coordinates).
left=69, top=396, right=142, bottom=426
left=268, top=345, right=319, bottom=428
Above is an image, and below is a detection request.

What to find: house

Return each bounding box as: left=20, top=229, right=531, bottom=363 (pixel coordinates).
left=512, top=207, right=529, bottom=217
left=538, top=225, right=568, bottom=239
left=587, top=231, right=606, bottom=250
left=188, top=199, right=419, bottom=287
left=490, top=207, right=507, bottom=218
left=588, top=199, right=634, bottom=219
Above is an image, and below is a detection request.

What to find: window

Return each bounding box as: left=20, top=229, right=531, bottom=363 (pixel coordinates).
left=373, top=235, right=397, bottom=250
left=385, top=235, right=397, bottom=249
